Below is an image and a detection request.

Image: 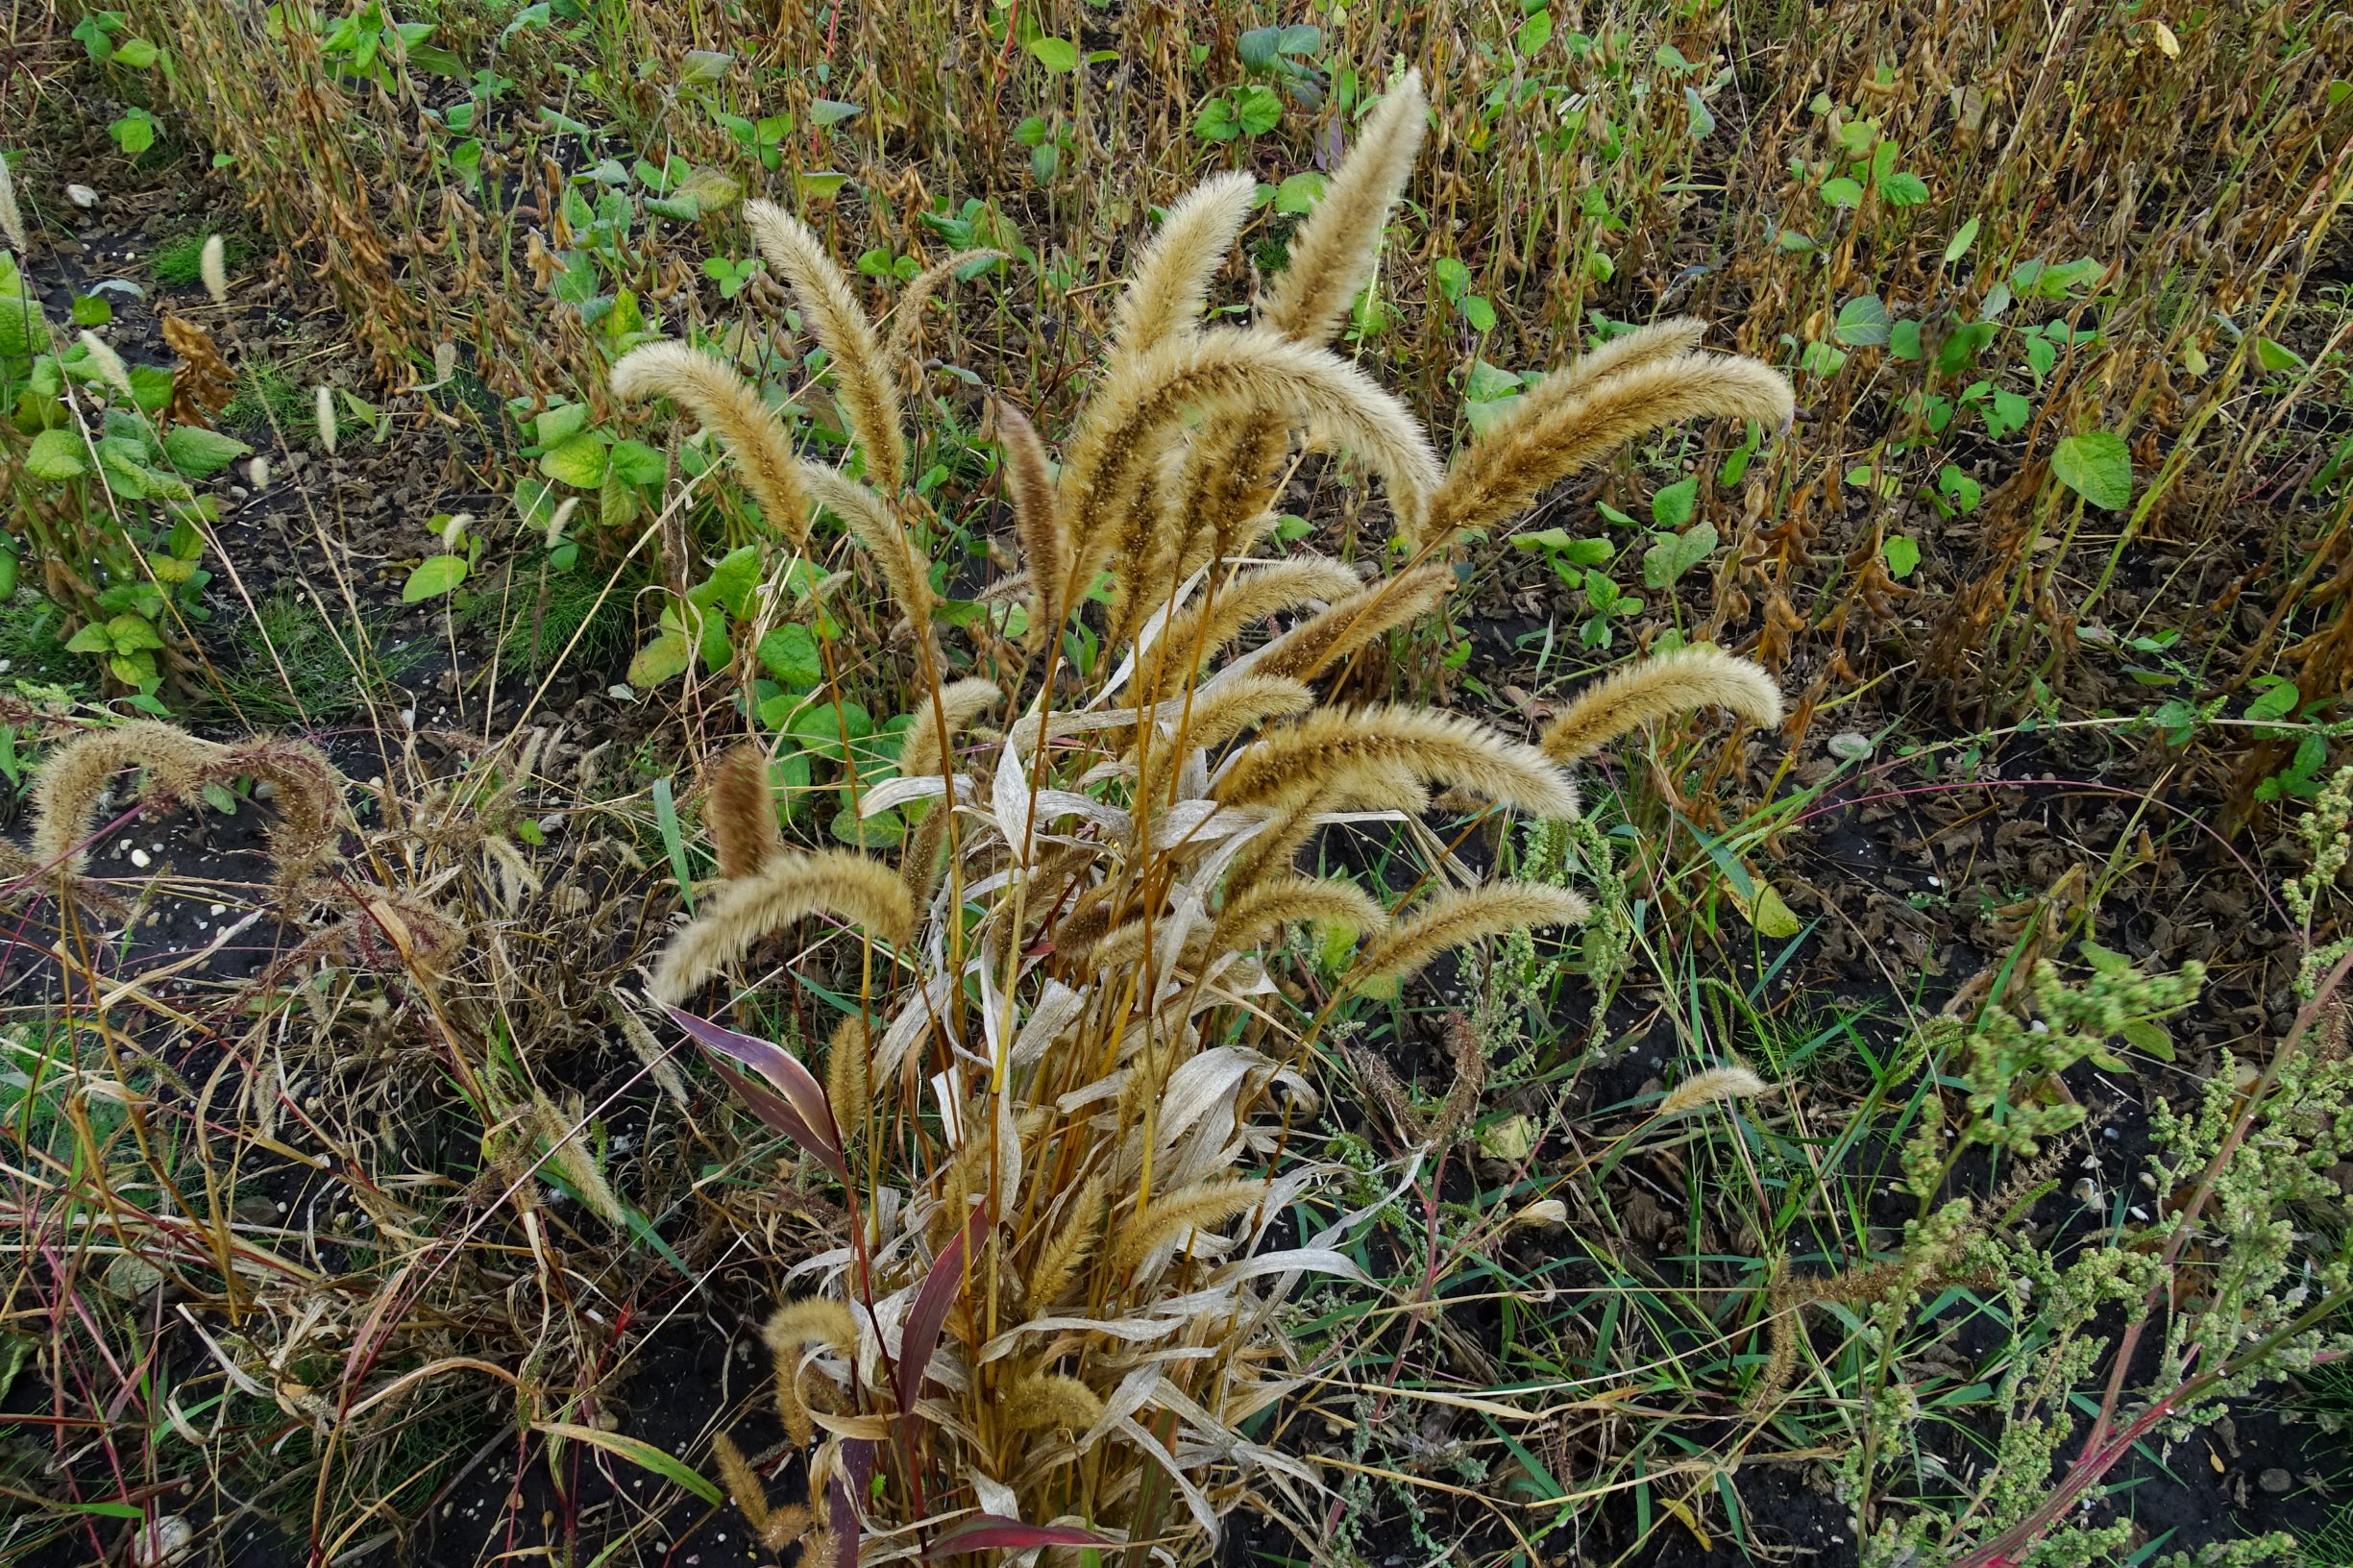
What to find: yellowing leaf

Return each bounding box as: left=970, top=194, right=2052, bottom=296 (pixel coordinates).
left=1477, top=1115, right=1536, bottom=1164
left=1729, top=879, right=1802, bottom=938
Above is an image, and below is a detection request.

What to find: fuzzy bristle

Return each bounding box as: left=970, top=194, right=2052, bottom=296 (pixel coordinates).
left=1159, top=673, right=1315, bottom=757
left=1261, top=70, right=1427, bottom=346
left=797, top=458, right=934, bottom=626
left=990, top=398, right=1066, bottom=646
left=1150, top=557, right=1363, bottom=678
left=1539, top=646, right=1783, bottom=765
left=883, top=248, right=1006, bottom=368
left=1213, top=874, right=1388, bottom=956
left=899, top=676, right=1004, bottom=782
left=611, top=342, right=812, bottom=544
left=79, top=331, right=132, bottom=400
left=746, top=201, right=907, bottom=492
left=1025, top=1168, right=1111, bottom=1310
left=616, top=1008, right=692, bottom=1106
left=1415, top=353, right=1794, bottom=546
left=1005, top=1372, right=1107, bottom=1435
left=711, top=1433, right=772, bottom=1531
left=707, top=744, right=781, bottom=881
left=1058, top=331, right=1440, bottom=618
left=1658, top=1066, right=1772, bottom=1117
left=24, top=726, right=350, bottom=897
left=1547, top=317, right=1707, bottom=400
left=0, top=152, right=24, bottom=253
left=648, top=850, right=917, bottom=1005
left=1349, top=883, right=1591, bottom=988
left=1108, top=1177, right=1268, bottom=1278
left=1247, top=563, right=1455, bottom=683
left=1215, top=704, right=1579, bottom=822
left=531, top=1094, right=625, bottom=1226
left=1108, top=171, right=1257, bottom=369
left=763, top=1298, right=858, bottom=1446
left=198, top=234, right=229, bottom=305
left=823, top=1015, right=870, bottom=1141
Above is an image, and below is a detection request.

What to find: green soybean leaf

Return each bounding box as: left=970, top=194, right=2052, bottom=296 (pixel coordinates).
left=2050, top=430, right=2132, bottom=511
left=402, top=554, right=470, bottom=601
left=1642, top=522, right=1718, bottom=589
left=1026, top=37, right=1080, bottom=73
left=161, top=425, right=252, bottom=478
left=26, top=428, right=86, bottom=479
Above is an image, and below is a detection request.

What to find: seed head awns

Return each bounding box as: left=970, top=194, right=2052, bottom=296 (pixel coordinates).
left=647, top=849, right=916, bottom=1005
left=1540, top=646, right=1783, bottom=765
left=0, top=152, right=25, bottom=253
left=1658, top=1066, right=1772, bottom=1117
left=199, top=234, right=229, bottom=305
left=611, top=341, right=813, bottom=545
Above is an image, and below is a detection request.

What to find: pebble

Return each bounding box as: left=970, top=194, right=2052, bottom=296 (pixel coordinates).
left=2258, top=1468, right=2292, bottom=1494
left=66, top=184, right=98, bottom=208
left=1827, top=731, right=1872, bottom=760
left=129, top=848, right=152, bottom=869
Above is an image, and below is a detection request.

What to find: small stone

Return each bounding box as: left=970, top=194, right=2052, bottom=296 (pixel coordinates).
left=66, top=184, right=99, bottom=208
left=132, top=1515, right=193, bottom=1566
left=2258, top=1468, right=2292, bottom=1494
left=129, top=847, right=152, bottom=869
left=1826, top=731, right=1873, bottom=761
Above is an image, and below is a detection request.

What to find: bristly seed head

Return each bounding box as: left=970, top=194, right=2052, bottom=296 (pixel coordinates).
left=1658, top=1066, right=1773, bottom=1117
left=78, top=331, right=133, bottom=400
left=200, top=233, right=229, bottom=306
left=0, top=151, right=29, bottom=254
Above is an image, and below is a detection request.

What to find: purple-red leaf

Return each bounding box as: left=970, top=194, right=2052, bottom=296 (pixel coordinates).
left=924, top=1516, right=1112, bottom=1557
left=830, top=1438, right=874, bottom=1568
left=703, top=1057, right=843, bottom=1176
left=896, top=1208, right=988, bottom=1415
left=667, top=1005, right=846, bottom=1180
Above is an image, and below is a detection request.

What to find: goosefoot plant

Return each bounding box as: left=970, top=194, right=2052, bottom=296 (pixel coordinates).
left=621, top=69, right=1789, bottom=1563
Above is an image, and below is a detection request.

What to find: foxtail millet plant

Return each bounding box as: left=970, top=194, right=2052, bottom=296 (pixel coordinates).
left=616, top=66, right=1792, bottom=1563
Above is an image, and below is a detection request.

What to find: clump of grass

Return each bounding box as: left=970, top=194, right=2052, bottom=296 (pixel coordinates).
left=0, top=592, right=91, bottom=695
left=212, top=586, right=425, bottom=723
left=457, top=554, right=638, bottom=674
left=218, top=357, right=308, bottom=440
left=624, top=69, right=1787, bottom=1559
left=150, top=228, right=252, bottom=289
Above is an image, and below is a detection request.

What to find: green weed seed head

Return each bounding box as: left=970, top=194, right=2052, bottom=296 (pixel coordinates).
left=2288, top=762, right=2353, bottom=994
